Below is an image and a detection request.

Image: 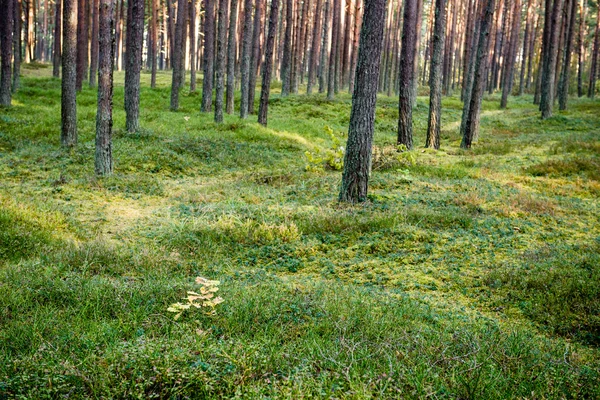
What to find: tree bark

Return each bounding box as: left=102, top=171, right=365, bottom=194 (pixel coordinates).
left=397, top=0, right=419, bottom=149
left=426, top=0, right=447, bottom=149
left=214, top=0, right=230, bottom=122
left=327, top=0, right=340, bottom=99
left=558, top=0, right=577, bottom=109
left=348, top=0, right=361, bottom=94
left=519, top=0, right=534, bottom=94
left=307, top=0, right=323, bottom=94
left=95, top=0, right=114, bottom=176
left=500, top=0, right=522, bottom=108
left=461, top=0, right=495, bottom=149
left=124, top=0, right=144, bottom=131
left=12, top=0, right=22, bottom=91
left=52, top=0, right=61, bottom=77
left=76, top=0, right=87, bottom=90
left=319, top=0, right=330, bottom=93
left=61, top=0, right=77, bottom=146
left=280, top=0, right=292, bottom=96
left=258, top=0, right=280, bottom=125
left=588, top=5, right=599, bottom=98
left=576, top=0, right=585, bottom=97
left=89, top=0, right=99, bottom=87
left=0, top=0, right=13, bottom=106
left=201, top=0, right=215, bottom=111
left=189, top=0, right=197, bottom=91
left=541, top=0, right=564, bottom=118
left=150, top=0, right=158, bottom=87
left=170, top=0, right=186, bottom=110
left=247, top=0, right=263, bottom=113
left=240, top=0, right=254, bottom=116
left=339, top=0, right=386, bottom=203
left=226, top=0, right=238, bottom=112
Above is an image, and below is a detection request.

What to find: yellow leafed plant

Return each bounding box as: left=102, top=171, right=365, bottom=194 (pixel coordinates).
left=167, top=277, right=224, bottom=320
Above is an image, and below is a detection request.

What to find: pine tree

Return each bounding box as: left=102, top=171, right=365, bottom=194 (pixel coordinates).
left=214, top=0, right=230, bottom=122
left=0, top=0, right=13, bottom=106
left=124, top=0, right=145, bottom=131
left=280, top=0, right=293, bottom=96
left=89, top=0, right=99, bottom=87
left=226, top=0, right=239, bottom=113
left=258, top=0, right=280, bottom=125
left=170, top=0, right=187, bottom=110
left=61, top=0, right=78, bottom=146
left=240, top=0, right=254, bottom=117
left=13, top=0, right=22, bottom=89
left=426, top=0, right=447, bottom=149
left=541, top=0, right=564, bottom=118
left=201, top=0, right=216, bottom=111
left=397, top=0, right=419, bottom=149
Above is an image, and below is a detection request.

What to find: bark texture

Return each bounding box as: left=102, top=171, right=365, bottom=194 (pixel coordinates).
left=61, top=0, right=78, bottom=146
left=226, top=0, right=238, bottom=113
left=214, top=0, right=230, bottom=122
left=95, top=0, right=114, bottom=176
left=89, top=0, right=99, bottom=87
left=339, top=0, right=387, bottom=203
left=201, top=0, right=215, bottom=111
left=426, top=0, right=447, bottom=149
left=397, top=0, right=419, bottom=149
left=558, top=0, right=577, bottom=109
left=541, top=0, right=564, bottom=118
left=258, top=0, right=280, bottom=125
left=170, top=0, right=187, bottom=110
left=13, top=0, right=22, bottom=89
left=280, top=0, right=293, bottom=96
left=307, top=0, right=323, bottom=94
left=0, top=0, right=13, bottom=106
left=247, top=0, right=263, bottom=114
left=124, top=0, right=144, bottom=131
left=240, top=0, right=254, bottom=117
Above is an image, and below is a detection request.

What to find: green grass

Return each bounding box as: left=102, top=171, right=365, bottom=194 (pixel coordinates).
left=1, top=64, right=600, bottom=398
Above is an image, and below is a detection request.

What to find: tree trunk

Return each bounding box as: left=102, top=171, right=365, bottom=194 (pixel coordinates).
left=348, top=0, right=362, bottom=94
left=0, top=0, right=13, bottom=106
left=151, top=0, right=158, bottom=87
left=397, top=0, right=419, bottom=149
left=76, top=0, right=87, bottom=90
left=500, top=0, right=522, bottom=108
left=247, top=0, right=263, bottom=113
left=426, top=0, right=447, bottom=149
left=461, top=0, right=495, bottom=149
left=541, top=0, right=564, bottom=118
left=588, top=4, right=599, bottom=98
left=61, top=0, right=77, bottom=146
left=89, top=0, right=99, bottom=87
left=52, top=0, right=61, bottom=77
left=189, top=0, right=197, bottom=91
left=319, top=0, right=330, bottom=93
left=95, top=0, right=114, bottom=176
left=12, top=0, right=21, bottom=91
left=327, top=0, right=340, bottom=99
left=226, top=0, right=238, bottom=112
left=125, top=0, right=144, bottom=131
left=201, top=0, right=215, bottom=111
left=519, top=0, right=534, bottom=94
left=240, top=0, right=254, bottom=116
left=558, top=0, right=577, bottom=109
left=576, top=0, right=585, bottom=97
left=258, top=0, right=280, bottom=125
left=214, top=0, right=230, bottom=122
left=280, top=0, right=293, bottom=96
left=339, top=0, right=386, bottom=203
left=307, top=0, right=323, bottom=94
left=170, top=0, right=186, bottom=109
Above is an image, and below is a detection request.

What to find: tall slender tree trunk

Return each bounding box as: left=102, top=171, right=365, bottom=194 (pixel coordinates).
left=247, top=0, right=263, bottom=113
left=95, top=0, right=114, bottom=176
left=61, top=0, right=77, bottom=146
left=189, top=0, right=197, bottom=91
left=339, top=0, right=386, bottom=203
left=76, top=0, right=87, bottom=90
left=0, top=0, right=13, bottom=106
left=319, top=0, right=330, bottom=93
left=348, top=0, right=362, bottom=94
left=89, top=0, right=99, bottom=87
left=397, top=0, right=419, bottom=149
left=327, top=0, right=340, bottom=99
left=307, top=0, right=323, bottom=94
left=280, top=0, right=293, bottom=96
left=576, top=0, right=585, bottom=97
left=541, top=0, right=564, bottom=118
left=558, top=0, right=577, bottom=109
left=226, top=0, right=238, bottom=112
left=150, top=0, right=158, bottom=87
left=170, top=0, right=186, bottom=109
left=239, top=0, right=254, bottom=116
left=426, top=0, right=447, bottom=149
left=12, top=0, right=22, bottom=91
left=214, top=0, right=230, bottom=122
left=125, top=0, right=144, bottom=131
left=500, top=0, right=522, bottom=108
left=588, top=5, right=600, bottom=98
left=53, top=0, right=61, bottom=77
left=519, top=0, right=534, bottom=94
left=461, top=0, right=495, bottom=149
left=258, top=0, right=280, bottom=125
left=201, top=0, right=215, bottom=111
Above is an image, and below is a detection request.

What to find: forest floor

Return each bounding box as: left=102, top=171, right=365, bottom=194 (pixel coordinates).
left=1, top=64, right=600, bottom=398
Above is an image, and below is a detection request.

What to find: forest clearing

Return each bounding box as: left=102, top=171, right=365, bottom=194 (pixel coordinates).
left=1, top=0, right=600, bottom=396
left=1, top=65, right=599, bottom=398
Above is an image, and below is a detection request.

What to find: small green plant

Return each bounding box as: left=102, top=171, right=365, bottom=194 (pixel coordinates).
left=167, top=277, right=224, bottom=320
left=304, top=126, right=345, bottom=171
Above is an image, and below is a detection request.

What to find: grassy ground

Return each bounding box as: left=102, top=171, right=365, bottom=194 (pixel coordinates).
left=1, top=63, right=599, bottom=398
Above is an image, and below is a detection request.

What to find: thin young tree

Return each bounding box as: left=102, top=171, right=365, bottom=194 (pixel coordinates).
left=96, top=0, right=115, bottom=176
left=170, top=0, right=186, bottom=110
left=258, top=0, right=280, bottom=125
left=397, top=0, right=419, bottom=150
left=240, top=0, right=254, bottom=117
left=461, top=0, right=496, bottom=149
left=61, top=0, right=77, bottom=146
left=226, top=0, right=238, bottom=113
left=150, top=0, right=158, bottom=88
left=280, top=0, right=293, bottom=96
left=89, top=0, right=99, bottom=87
left=214, top=0, right=230, bottom=122
left=13, top=0, right=22, bottom=90
left=426, top=0, right=447, bottom=149
left=201, top=0, right=215, bottom=111
left=540, top=0, right=564, bottom=118
left=338, top=0, right=387, bottom=203
left=0, top=0, right=13, bottom=107
left=124, top=0, right=144, bottom=131
left=53, top=0, right=61, bottom=77
left=558, top=0, right=577, bottom=109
